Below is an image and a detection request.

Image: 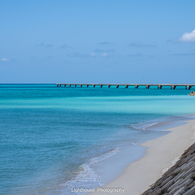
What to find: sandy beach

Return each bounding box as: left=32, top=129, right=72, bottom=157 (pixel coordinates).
left=91, top=119, right=195, bottom=195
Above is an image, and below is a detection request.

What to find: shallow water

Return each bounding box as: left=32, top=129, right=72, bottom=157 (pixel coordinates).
left=0, top=84, right=195, bottom=194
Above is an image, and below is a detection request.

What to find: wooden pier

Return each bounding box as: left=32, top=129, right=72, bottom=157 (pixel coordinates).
left=56, top=83, right=195, bottom=90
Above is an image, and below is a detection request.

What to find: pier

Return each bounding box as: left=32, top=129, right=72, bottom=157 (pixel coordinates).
left=56, top=83, right=195, bottom=89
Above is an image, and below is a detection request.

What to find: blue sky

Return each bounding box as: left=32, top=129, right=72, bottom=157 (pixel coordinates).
left=0, top=0, right=195, bottom=83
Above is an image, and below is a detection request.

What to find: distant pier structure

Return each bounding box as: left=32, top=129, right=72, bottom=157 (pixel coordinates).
left=56, top=83, right=195, bottom=90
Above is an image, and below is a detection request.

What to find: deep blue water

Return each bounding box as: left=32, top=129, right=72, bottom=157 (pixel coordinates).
left=0, top=84, right=195, bottom=195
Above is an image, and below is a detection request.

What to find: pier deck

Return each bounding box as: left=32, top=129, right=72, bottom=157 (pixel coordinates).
left=56, top=83, right=195, bottom=90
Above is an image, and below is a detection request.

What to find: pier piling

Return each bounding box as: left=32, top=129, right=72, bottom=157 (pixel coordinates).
left=171, top=85, right=176, bottom=90
left=187, top=86, right=191, bottom=90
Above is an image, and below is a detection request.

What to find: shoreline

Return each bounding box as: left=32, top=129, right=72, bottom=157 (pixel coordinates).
left=91, top=119, right=195, bottom=195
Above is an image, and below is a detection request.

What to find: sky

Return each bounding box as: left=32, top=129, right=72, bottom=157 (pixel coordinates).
left=0, top=0, right=195, bottom=84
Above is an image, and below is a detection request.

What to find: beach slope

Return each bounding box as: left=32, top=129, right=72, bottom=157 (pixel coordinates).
left=91, top=120, right=195, bottom=195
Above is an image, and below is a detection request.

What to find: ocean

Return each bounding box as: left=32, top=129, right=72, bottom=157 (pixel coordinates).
left=1, top=84, right=195, bottom=195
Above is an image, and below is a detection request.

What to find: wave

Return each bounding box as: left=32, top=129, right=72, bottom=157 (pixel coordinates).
left=131, top=114, right=195, bottom=132
left=131, top=121, right=159, bottom=130
left=60, top=149, right=120, bottom=195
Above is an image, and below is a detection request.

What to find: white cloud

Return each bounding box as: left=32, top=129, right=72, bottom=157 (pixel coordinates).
left=1, top=58, right=9, bottom=62
left=60, top=44, right=72, bottom=49
left=179, top=29, right=195, bottom=42
left=129, top=42, right=156, bottom=47
left=128, top=53, right=143, bottom=57
left=98, top=42, right=113, bottom=45
left=91, top=52, right=96, bottom=57
left=101, top=53, right=108, bottom=57
left=36, top=43, right=53, bottom=47
left=94, top=49, right=115, bottom=53
left=67, top=52, right=90, bottom=57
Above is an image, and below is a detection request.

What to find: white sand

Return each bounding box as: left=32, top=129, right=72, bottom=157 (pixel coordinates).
left=91, top=120, right=195, bottom=195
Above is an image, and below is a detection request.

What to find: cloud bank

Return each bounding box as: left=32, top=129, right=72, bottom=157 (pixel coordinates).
left=179, top=29, right=195, bottom=42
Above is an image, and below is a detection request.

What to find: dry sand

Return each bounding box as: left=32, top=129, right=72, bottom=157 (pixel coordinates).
left=91, top=119, right=195, bottom=195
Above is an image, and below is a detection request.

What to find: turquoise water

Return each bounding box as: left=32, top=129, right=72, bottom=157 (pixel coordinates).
left=1, top=84, right=195, bottom=195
